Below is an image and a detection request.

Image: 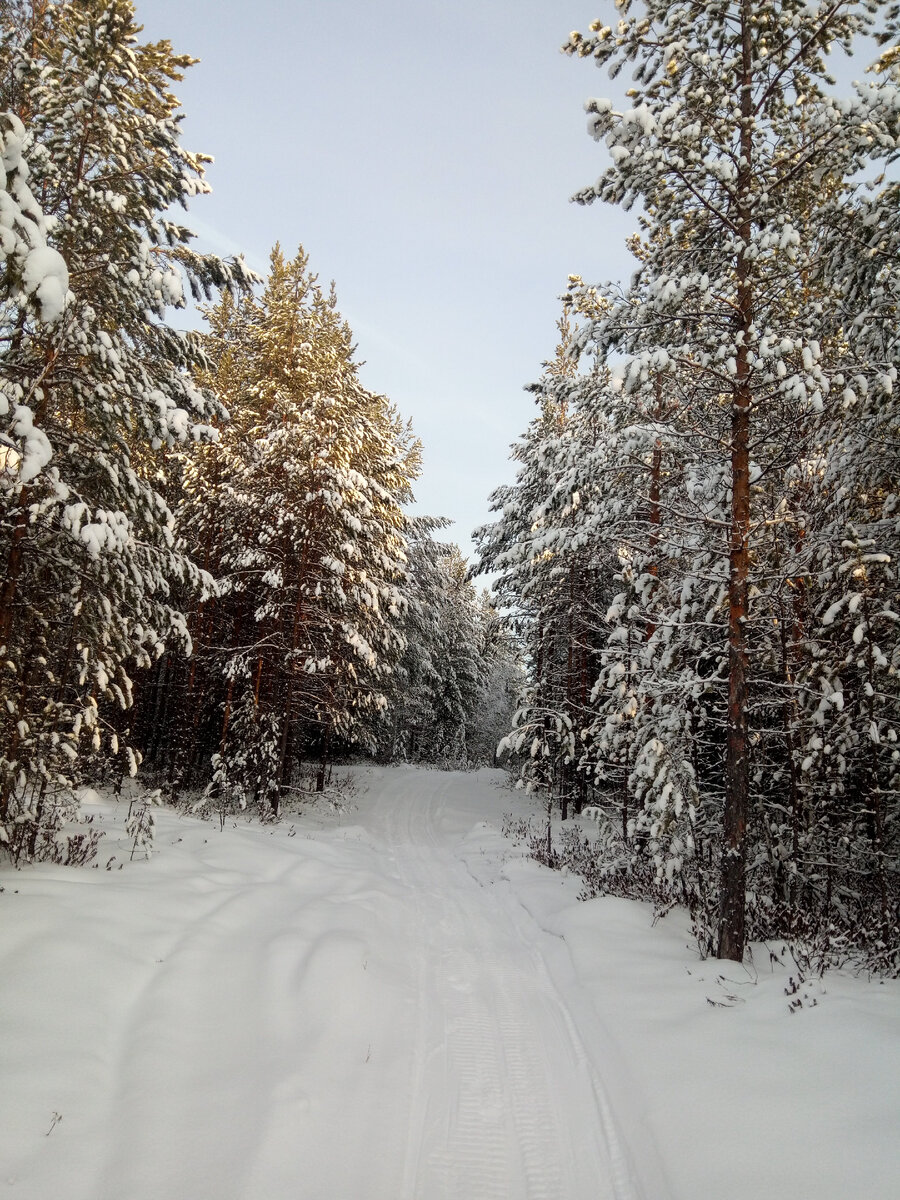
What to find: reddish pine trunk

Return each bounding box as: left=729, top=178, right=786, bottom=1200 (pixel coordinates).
left=717, top=0, right=753, bottom=964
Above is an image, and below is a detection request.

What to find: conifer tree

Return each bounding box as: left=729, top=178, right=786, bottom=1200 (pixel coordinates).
left=173, top=246, right=420, bottom=813
left=564, top=0, right=895, bottom=961
left=476, top=308, right=615, bottom=815
left=479, top=2, right=898, bottom=970
left=0, top=0, right=250, bottom=857
left=380, top=518, right=519, bottom=767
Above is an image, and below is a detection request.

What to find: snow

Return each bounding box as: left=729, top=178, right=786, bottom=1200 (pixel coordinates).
left=1, top=113, right=69, bottom=331
left=21, top=246, right=69, bottom=323
left=9, top=404, right=52, bottom=484
left=0, top=113, right=27, bottom=175
left=1, top=766, right=897, bottom=1200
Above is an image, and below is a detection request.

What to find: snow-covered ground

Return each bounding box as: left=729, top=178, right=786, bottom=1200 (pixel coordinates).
left=1, top=766, right=897, bottom=1200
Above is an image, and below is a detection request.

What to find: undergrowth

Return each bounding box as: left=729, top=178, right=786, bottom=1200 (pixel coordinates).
left=500, top=809, right=899, bottom=978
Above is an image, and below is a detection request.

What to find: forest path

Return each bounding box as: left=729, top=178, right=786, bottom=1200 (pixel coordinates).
left=367, top=768, right=640, bottom=1200
left=0, top=767, right=655, bottom=1200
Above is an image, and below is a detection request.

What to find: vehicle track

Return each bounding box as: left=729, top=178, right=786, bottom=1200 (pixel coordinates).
left=2, top=769, right=658, bottom=1200
left=381, top=772, right=641, bottom=1200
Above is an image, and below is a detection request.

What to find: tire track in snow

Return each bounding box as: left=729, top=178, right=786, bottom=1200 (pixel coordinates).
left=93, top=848, right=369, bottom=1200
left=94, top=878, right=289, bottom=1200
left=393, top=775, right=515, bottom=1199
left=380, top=772, right=632, bottom=1200
left=65, top=769, right=662, bottom=1200
left=493, top=902, right=653, bottom=1200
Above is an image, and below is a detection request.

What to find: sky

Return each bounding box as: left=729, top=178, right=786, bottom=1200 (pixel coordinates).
left=136, top=0, right=639, bottom=564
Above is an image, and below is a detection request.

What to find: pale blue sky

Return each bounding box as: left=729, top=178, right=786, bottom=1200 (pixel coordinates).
left=137, top=1, right=640, bottom=558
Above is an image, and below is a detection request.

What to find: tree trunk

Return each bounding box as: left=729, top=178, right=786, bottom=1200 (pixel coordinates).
left=315, top=726, right=331, bottom=793
left=0, top=489, right=30, bottom=650
left=645, top=374, right=663, bottom=642
left=717, top=0, right=753, bottom=964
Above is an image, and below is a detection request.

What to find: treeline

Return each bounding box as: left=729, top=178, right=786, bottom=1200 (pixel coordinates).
left=0, top=0, right=517, bottom=860
left=477, top=0, right=900, bottom=971
left=134, top=249, right=517, bottom=817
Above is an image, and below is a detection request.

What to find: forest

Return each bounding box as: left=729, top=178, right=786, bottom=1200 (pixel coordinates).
left=0, top=1, right=519, bottom=850
left=1, top=0, right=899, bottom=977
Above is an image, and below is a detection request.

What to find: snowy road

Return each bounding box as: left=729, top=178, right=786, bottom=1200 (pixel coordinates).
left=1, top=767, right=652, bottom=1200
left=6, top=767, right=897, bottom=1200
left=375, top=770, right=639, bottom=1200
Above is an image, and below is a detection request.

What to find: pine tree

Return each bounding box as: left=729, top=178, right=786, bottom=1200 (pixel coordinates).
left=477, top=2, right=899, bottom=969
left=564, top=0, right=893, bottom=961
left=475, top=306, right=616, bottom=815
left=171, top=245, right=420, bottom=813
left=0, top=0, right=250, bottom=858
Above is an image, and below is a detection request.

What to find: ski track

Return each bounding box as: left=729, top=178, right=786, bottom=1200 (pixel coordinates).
left=380, top=772, right=639, bottom=1200
left=2, top=769, right=654, bottom=1200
